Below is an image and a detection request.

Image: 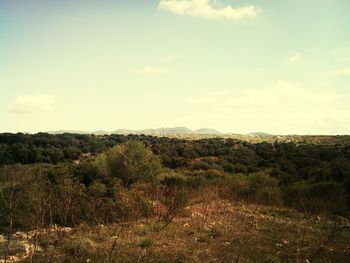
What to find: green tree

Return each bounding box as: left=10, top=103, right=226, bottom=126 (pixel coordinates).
left=94, top=141, right=161, bottom=186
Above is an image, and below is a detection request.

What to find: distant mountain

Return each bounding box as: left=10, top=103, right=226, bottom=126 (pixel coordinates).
left=248, top=132, right=273, bottom=137
left=48, top=130, right=110, bottom=135
left=48, top=130, right=89, bottom=134
left=143, top=127, right=193, bottom=135
left=195, top=128, right=221, bottom=135
left=113, top=127, right=221, bottom=135
left=48, top=127, right=223, bottom=136
left=113, top=129, right=138, bottom=135
left=93, top=130, right=111, bottom=135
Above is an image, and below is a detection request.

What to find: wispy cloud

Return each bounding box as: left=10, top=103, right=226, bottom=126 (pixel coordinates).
left=185, top=81, right=349, bottom=134
left=135, top=66, right=167, bottom=75
left=8, top=94, right=56, bottom=114
left=158, top=0, right=260, bottom=21
left=326, top=67, right=350, bottom=77
left=287, top=52, right=302, bottom=63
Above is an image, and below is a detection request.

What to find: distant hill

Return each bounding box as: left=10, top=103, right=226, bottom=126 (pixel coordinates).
left=142, top=127, right=192, bottom=135
left=48, top=130, right=111, bottom=135
left=46, top=129, right=280, bottom=138
left=113, top=129, right=138, bottom=135
left=113, top=127, right=221, bottom=135
left=93, top=130, right=111, bottom=136
left=48, top=130, right=89, bottom=135
left=195, top=128, right=222, bottom=135
left=248, top=132, right=273, bottom=137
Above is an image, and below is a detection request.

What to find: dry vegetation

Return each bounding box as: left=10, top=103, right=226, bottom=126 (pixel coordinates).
left=1, top=189, right=350, bottom=263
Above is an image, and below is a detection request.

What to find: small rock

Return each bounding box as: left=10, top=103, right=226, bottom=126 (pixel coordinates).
left=0, top=235, right=6, bottom=243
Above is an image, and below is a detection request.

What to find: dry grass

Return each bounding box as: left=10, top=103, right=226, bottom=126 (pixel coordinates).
left=1, top=195, right=350, bottom=263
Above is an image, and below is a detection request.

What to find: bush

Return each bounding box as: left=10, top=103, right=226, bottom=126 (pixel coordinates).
left=245, top=172, right=282, bottom=205
left=284, top=181, right=348, bottom=215
left=89, top=182, right=107, bottom=197
left=226, top=172, right=282, bottom=205
left=94, top=141, right=161, bottom=186
left=161, top=173, right=187, bottom=188
left=157, top=174, right=190, bottom=223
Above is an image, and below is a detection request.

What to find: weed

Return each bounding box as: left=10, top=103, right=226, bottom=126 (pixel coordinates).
left=138, top=238, right=152, bottom=248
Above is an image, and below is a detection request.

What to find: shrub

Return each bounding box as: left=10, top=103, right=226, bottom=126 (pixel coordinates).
left=161, top=173, right=187, bottom=188
left=284, top=181, right=348, bottom=215
left=226, top=171, right=282, bottom=205
left=157, top=175, right=190, bottom=223
left=89, top=182, right=107, bottom=197
left=245, top=172, right=282, bottom=205
left=94, top=141, right=161, bottom=187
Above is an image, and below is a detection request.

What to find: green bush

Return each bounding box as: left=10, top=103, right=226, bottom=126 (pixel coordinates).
left=246, top=172, right=282, bottom=205
left=226, top=172, right=282, bottom=205
left=94, top=141, right=161, bottom=186
left=161, top=173, right=187, bottom=187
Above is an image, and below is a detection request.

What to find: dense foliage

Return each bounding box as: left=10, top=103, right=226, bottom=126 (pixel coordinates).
left=0, top=133, right=349, bottom=233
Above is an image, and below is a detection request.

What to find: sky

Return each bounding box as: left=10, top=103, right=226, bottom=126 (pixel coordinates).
left=1, top=0, right=350, bottom=135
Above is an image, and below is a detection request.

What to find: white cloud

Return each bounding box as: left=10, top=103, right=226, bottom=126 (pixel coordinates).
left=185, top=81, right=349, bottom=134
left=135, top=66, right=167, bottom=75
left=8, top=94, right=56, bottom=114
left=287, top=52, right=302, bottom=63
left=158, top=0, right=260, bottom=21
left=326, top=67, right=350, bottom=77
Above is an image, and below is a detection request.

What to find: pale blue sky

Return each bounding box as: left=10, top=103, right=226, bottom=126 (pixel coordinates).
left=1, top=0, right=349, bottom=134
